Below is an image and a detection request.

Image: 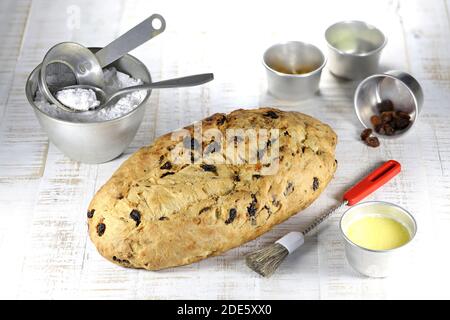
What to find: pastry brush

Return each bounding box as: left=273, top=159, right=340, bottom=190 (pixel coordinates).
left=245, top=160, right=401, bottom=277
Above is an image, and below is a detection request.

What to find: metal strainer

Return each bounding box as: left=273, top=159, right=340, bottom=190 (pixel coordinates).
left=38, top=14, right=166, bottom=112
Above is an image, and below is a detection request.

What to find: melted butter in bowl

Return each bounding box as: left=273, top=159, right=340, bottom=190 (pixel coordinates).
left=345, top=215, right=411, bottom=251
left=340, top=201, right=417, bottom=277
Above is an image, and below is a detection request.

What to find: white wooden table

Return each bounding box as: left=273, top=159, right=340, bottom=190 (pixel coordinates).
left=0, top=0, right=449, bottom=299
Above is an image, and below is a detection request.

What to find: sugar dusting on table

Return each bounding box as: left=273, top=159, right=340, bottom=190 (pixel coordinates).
left=34, top=67, right=147, bottom=122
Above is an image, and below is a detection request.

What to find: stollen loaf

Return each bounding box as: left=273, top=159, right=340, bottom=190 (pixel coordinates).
left=87, top=107, right=337, bottom=270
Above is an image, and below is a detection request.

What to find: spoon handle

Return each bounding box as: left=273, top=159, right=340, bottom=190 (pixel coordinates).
left=95, top=14, right=166, bottom=68
left=108, top=73, right=214, bottom=101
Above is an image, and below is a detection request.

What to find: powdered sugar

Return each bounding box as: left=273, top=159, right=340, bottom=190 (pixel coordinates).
left=34, top=67, right=147, bottom=122
left=55, top=88, right=100, bottom=111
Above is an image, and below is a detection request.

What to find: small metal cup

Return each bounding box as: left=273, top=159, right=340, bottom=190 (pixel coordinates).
left=354, top=70, right=424, bottom=138
left=325, top=21, right=387, bottom=80
left=340, top=201, right=417, bottom=278
left=263, top=41, right=326, bottom=100
left=25, top=48, right=152, bottom=164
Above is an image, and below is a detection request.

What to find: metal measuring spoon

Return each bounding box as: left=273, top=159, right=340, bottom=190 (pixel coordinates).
left=55, top=73, right=214, bottom=112
left=39, top=14, right=166, bottom=110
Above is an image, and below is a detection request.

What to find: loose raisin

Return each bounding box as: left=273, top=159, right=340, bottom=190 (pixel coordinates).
left=377, top=100, right=394, bottom=113
left=393, top=115, right=410, bottom=130
left=365, top=136, right=380, bottom=148
left=375, top=124, right=385, bottom=135
left=383, top=124, right=395, bottom=136
left=97, top=223, right=106, bottom=236
left=370, top=115, right=381, bottom=127
left=381, top=111, right=394, bottom=123
left=87, top=209, right=95, bottom=219
left=360, top=128, right=373, bottom=141
left=312, top=177, right=319, bottom=191
left=225, top=208, right=237, bottom=224
left=130, top=209, right=141, bottom=226
left=396, top=111, right=411, bottom=120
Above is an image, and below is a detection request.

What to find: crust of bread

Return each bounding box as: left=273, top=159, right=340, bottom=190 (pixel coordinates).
left=87, top=107, right=337, bottom=270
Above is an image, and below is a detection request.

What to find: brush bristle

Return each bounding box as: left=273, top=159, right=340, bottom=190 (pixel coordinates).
left=245, top=242, right=289, bottom=277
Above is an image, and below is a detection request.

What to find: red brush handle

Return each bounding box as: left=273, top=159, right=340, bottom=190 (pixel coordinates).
left=343, top=160, right=401, bottom=206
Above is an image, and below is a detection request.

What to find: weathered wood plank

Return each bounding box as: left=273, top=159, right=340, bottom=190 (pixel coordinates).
left=393, top=0, right=450, bottom=299
left=0, top=178, right=40, bottom=299
left=0, top=0, right=31, bottom=109
left=13, top=0, right=124, bottom=298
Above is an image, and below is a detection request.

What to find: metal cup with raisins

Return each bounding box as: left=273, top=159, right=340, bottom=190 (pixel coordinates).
left=354, top=70, right=423, bottom=139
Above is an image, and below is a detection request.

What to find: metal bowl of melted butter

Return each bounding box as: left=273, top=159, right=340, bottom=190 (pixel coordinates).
left=340, top=201, right=417, bottom=278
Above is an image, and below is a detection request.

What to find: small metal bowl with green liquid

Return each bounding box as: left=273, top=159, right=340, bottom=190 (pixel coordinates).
left=325, top=20, right=387, bottom=80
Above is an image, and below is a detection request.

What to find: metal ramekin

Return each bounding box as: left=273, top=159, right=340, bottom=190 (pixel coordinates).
left=354, top=70, right=424, bottom=138
left=340, top=201, right=417, bottom=278
left=325, top=20, right=387, bottom=80
left=263, top=41, right=326, bottom=100
left=25, top=48, right=152, bottom=164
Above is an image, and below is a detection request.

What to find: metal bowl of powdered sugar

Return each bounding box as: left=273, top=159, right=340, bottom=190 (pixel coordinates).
left=25, top=48, right=152, bottom=163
